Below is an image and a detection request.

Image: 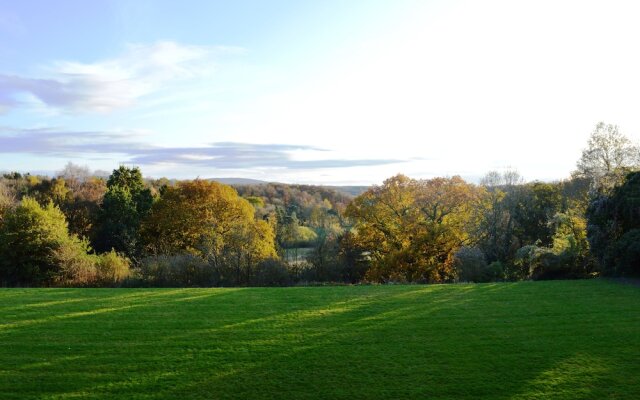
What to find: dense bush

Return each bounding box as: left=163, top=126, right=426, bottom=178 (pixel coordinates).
left=96, top=250, right=131, bottom=286
left=138, top=254, right=212, bottom=287
left=250, top=258, right=292, bottom=286
left=511, top=244, right=590, bottom=281
left=53, top=239, right=99, bottom=287
left=452, top=247, right=507, bottom=283
left=608, top=229, right=640, bottom=276
left=453, top=247, right=488, bottom=282
left=486, top=261, right=506, bottom=281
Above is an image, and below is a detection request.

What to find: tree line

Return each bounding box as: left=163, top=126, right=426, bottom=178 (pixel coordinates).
left=0, top=122, right=638, bottom=287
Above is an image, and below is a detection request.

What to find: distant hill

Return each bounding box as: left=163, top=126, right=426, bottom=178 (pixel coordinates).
left=326, top=186, right=369, bottom=197
left=209, top=178, right=369, bottom=197
left=209, top=177, right=270, bottom=185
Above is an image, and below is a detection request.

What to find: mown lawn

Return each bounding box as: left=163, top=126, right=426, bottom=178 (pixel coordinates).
left=0, top=280, right=638, bottom=399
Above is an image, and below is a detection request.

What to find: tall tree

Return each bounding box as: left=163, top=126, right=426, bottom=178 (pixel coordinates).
left=141, top=180, right=276, bottom=284
left=346, top=174, right=481, bottom=283
left=57, top=162, right=92, bottom=190
left=587, top=171, right=640, bottom=276
left=0, top=180, right=15, bottom=224
left=475, top=170, right=523, bottom=264
left=575, top=122, right=639, bottom=189
left=307, top=205, right=344, bottom=280
left=95, top=166, right=153, bottom=260
left=513, top=182, right=563, bottom=247
left=60, top=177, right=107, bottom=240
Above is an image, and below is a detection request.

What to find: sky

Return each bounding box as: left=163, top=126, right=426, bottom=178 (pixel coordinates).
left=1, top=0, right=640, bottom=185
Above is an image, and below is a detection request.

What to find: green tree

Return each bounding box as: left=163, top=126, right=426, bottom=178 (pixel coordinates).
left=475, top=170, right=522, bottom=265
left=513, top=182, right=563, bottom=247
left=307, top=206, right=344, bottom=281
left=587, top=171, right=640, bottom=276
left=95, top=166, right=153, bottom=260
left=0, top=198, right=92, bottom=286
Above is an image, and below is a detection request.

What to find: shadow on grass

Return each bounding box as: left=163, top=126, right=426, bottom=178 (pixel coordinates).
left=0, top=281, right=638, bottom=399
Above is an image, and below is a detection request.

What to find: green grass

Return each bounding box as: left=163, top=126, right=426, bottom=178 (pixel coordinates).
left=1, top=280, right=639, bottom=399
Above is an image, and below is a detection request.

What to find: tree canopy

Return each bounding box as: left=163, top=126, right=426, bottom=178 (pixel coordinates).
left=575, top=122, right=639, bottom=190
left=346, top=175, right=482, bottom=283
left=95, top=166, right=153, bottom=259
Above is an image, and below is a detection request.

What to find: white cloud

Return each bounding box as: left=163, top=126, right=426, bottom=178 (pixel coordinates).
left=0, top=41, right=242, bottom=113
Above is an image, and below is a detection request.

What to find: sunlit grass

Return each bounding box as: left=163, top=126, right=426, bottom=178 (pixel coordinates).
left=0, top=280, right=638, bottom=399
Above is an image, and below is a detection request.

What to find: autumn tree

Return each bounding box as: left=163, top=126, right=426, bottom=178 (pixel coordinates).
left=31, top=178, right=70, bottom=207
left=60, top=177, right=107, bottom=240
left=346, top=174, right=482, bottom=283
left=141, top=180, right=276, bottom=285
left=548, top=211, right=591, bottom=273
left=0, top=198, right=92, bottom=285
left=0, top=180, right=15, bottom=224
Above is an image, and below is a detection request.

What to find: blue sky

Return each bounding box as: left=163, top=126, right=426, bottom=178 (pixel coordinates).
left=1, top=0, right=640, bottom=184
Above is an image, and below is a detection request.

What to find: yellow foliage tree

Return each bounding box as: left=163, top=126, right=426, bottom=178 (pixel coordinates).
left=141, top=180, right=277, bottom=284
left=346, top=174, right=482, bottom=283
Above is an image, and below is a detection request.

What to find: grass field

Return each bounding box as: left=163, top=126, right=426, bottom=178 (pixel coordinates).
left=1, top=280, right=639, bottom=399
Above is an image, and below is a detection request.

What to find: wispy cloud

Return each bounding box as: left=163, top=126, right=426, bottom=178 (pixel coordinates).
left=0, top=41, right=238, bottom=113
left=0, top=127, right=403, bottom=170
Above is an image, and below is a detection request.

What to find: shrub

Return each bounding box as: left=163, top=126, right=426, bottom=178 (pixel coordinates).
left=139, top=254, right=211, bottom=287
left=453, top=247, right=488, bottom=282
left=96, top=250, right=131, bottom=286
left=529, top=251, right=564, bottom=280
left=250, top=258, right=292, bottom=286
left=608, top=229, right=640, bottom=276
left=486, top=261, right=505, bottom=281
left=53, top=239, right=98, bottom=287
left=512, top=245, right=543, bottom=280
left=513, top=245, right=577, bottom=281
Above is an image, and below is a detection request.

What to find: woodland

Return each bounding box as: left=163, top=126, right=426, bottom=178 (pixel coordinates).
left=1, top=122, right=639, bottom=287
